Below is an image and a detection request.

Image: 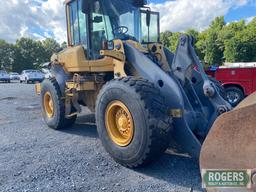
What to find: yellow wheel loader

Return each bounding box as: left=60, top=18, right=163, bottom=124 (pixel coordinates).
left=36, top=0, right=256, bottom=188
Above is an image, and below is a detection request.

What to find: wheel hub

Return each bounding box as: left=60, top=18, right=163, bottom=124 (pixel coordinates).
left=105, top=101, right=134, bottom=147
left=227, top=91, right=239, bottom=104
left=116, top=110, right=131, bottom=134
left=44, top=91, right=54, bottom=118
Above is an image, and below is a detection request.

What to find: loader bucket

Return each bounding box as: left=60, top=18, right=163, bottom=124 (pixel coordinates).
left=200, top=92, right=256, bottom=191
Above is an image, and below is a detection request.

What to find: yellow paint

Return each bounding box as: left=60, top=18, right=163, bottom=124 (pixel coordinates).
left=66, top=81, right=96, bottom=91
left=105, top=100, right=134, bottom=147
left=35, top=83, right=41, bottom=95
left=44, top=92, right=54, bottom=118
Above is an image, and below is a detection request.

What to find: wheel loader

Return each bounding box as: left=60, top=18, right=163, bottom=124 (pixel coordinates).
left=36, top=0, right=256, bottom=190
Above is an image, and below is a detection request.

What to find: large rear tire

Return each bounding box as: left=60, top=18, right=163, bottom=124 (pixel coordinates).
left=96, top=77, right=172, bottom=168
left=40, top=78, right=77, bottom=129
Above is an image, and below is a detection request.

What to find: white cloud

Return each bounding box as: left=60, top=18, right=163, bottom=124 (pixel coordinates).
left=0, top=0, right=66, bottom=43
left=0, top=0, right=252, bottom=43
left=245, top=16, right=255, bottom=23
left=149, top=0, right=250, bottom=32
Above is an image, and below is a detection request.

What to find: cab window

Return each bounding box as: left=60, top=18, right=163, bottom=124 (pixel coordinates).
left=140, top=11, right=160, bottom=43
left=68, top=0, right=88, bottom=47
left=90, top=0, right=112, bottom=59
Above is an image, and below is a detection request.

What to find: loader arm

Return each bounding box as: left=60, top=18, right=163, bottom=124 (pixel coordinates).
left=124, top=35, right=232, bottom=157
left=124, top=42, right=202, bottom=157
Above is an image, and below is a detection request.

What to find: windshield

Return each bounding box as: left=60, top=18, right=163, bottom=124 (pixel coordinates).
left=101, top=0, right=140, bottom=40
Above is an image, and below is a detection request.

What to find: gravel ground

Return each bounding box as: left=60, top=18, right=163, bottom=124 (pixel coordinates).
left=0, top=82, right=202, bottom=192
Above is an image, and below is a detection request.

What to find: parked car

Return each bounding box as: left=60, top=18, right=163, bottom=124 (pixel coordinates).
left=9, top=72, right=20, bottom=80
left=20, top=70, right=45, bottom=83
left=206, top=62, right=256, bottom=106
left=0, top=70, right=11, bottom=83
left=41, top=68, right=52, bottom=79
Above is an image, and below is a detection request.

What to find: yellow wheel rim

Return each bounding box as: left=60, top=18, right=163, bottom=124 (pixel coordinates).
left=105, top=101, right=134, bottom=147
left=44, top=91, right=54, bottom=118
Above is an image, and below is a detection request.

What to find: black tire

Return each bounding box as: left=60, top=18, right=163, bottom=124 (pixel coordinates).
left=208, top=76, right=227, bottom=100
left=96, top=77, right=173, bottom=168
left=40, top=78, right=77, bottom=129
left=225, top=86, right=244, bottom=107
left=20, top=80, right=23, bottom=83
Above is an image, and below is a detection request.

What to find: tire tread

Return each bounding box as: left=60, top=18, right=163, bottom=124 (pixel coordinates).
left=96, top=77, right=173, bottom=168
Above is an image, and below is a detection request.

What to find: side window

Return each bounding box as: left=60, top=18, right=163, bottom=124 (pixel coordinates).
left=68, top=0, right=87, bottom=47
left=90, top=1, right=108, bottom=59
left=70, top=1, right=79, bottom=45
left=103, top=15, right=114, bottom=41
left=78, top=0, right=87, bottom=47
left=140, top=12, right=160, bottom=43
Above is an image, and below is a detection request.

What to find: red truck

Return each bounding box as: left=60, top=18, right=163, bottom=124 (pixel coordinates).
left=206, top=63, right=256, bottom=106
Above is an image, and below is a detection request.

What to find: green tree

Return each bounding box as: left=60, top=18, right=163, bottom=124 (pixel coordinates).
left=42, top=38, right=61, bottom=61
left=195, top=31, right=207, bottom=61
left=61, top=41, right=67, bottom=49
left=199, top=17, right=226, bottom=66
left=15, top=38, right=45, bottom=70
left=204, top=30, right=223, bottom=66
left=224, top=18, right=256, bottom=62
left=186, top=29, right=199, bottom=41
left=0, top=40, right=15, bottom=71
left=167, top=32, right=182, bottom=52
left=160, top=31, right=172, bottom=48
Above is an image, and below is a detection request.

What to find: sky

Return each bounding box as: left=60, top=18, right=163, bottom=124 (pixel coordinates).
left=0, top=0, right=255, bottom=43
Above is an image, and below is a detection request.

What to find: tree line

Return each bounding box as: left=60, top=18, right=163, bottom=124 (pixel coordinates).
left=0, top=16, right=255, bottom=73
left=0, top=38, right=66, bottom=73
left=161, top=16, right=256, bottom=67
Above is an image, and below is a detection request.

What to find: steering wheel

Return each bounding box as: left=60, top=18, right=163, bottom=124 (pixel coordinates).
left=113, top=26, right=128, bottom=36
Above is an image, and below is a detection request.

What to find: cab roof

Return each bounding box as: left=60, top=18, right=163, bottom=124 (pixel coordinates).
left=65, top=0, right=147, bottom=7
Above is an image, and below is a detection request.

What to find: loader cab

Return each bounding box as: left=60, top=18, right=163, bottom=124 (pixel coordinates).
left=65, top=0, right=160, bottom=59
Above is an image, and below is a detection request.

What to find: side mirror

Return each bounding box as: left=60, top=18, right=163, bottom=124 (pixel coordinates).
left=81, top=0, right=89, bottom=14
left=146, top=10, right=151, bottom=27
left=93, top=16, right=103, bottom=23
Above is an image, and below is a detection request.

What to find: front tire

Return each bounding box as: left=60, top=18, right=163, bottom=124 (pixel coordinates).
left=96, top=77, right=172, bottom=168
left=41, top=78, right=77, bottom=129
left=225, top=86, right=244, bottom=107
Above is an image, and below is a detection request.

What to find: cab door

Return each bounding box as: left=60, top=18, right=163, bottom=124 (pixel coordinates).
left=87, top=0, right=114, bottom=72
left=67, top=0, right=88, bottom=50
left=66, top=0, right=114, bottom=72
left=87, top=0, right=113, bottom=60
